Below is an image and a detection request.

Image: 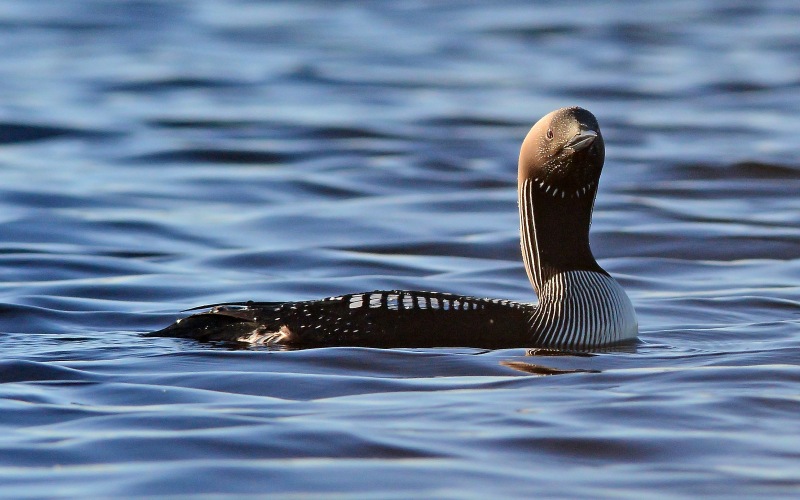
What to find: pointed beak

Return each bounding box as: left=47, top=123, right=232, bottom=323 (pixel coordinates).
left=565, top=129, right=598, bottom=152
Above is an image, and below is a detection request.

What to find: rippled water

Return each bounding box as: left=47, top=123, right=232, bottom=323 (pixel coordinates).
left=1, top=0, right=799, bottom=497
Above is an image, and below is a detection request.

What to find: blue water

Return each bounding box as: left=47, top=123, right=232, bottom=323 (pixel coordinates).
left=1, top=0, right=799, bottom=497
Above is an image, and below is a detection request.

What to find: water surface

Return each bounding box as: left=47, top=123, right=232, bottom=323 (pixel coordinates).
left=1, top=1, right=799, bottom=497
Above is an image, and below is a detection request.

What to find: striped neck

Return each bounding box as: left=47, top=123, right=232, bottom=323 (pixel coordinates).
left=529, top=270, right=638, bottom=347
left=518, top=178, right=638, bottom=346
left=518, top=177, right=604, bottom=296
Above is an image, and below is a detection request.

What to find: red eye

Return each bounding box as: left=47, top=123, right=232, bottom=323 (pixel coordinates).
left=546, top=128, right=554, bottom=140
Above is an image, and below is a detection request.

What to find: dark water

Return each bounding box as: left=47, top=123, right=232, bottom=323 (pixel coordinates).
left=1, top=0, right=799, bottom=497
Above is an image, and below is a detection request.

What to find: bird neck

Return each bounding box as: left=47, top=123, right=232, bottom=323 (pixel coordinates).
left=518, top=177, right=604, bottom=296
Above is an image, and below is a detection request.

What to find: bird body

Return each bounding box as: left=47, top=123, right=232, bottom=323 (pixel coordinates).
left=148, top=107, right=638, bottom=349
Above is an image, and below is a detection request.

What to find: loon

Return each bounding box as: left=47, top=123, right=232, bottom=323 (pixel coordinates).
left=147, top=107, right=638, bottom=349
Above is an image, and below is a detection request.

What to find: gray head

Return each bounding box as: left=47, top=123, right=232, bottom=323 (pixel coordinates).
left=518, top=107, right=604, bottom=196
left=517, top=107, right=607, bottom=285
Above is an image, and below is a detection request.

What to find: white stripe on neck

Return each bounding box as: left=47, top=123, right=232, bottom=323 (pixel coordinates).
left=529, top=270, right=638, bottom=348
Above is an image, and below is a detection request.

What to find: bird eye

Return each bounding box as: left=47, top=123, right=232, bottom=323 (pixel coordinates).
left=546, top=128, right=553, bottom=140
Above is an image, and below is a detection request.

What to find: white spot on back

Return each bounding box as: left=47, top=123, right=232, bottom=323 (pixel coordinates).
left=349, top=294, right=364, bottom=309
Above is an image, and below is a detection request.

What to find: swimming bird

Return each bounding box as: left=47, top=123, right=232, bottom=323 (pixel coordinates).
left=147, top=107, right=637, bottom=349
